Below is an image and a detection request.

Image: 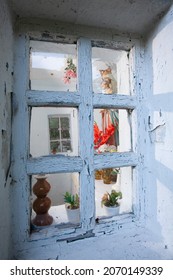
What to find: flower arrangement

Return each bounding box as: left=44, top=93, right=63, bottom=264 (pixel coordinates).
left=63, top=57, right=77, bottom=84
left=94, top=122, right=115, bottom=150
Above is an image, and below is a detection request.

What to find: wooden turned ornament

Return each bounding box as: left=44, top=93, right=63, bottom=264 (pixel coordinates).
left=32, top=175, right=53, bottom=226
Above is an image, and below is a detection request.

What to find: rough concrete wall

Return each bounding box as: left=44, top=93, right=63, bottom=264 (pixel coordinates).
left=0, top=0, right=14, bottom=259
left=145, top=5, right=173, bottom=253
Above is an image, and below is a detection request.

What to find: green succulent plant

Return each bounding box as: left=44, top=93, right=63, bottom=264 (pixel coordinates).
left=64, top=192, right=80, bottom=209
left=101, top=190, right=122, bottom=207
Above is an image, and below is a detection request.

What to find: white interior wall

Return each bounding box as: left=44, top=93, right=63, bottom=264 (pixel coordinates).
left=117, top=52, right=131, bottom=154
left=0, top=0, right=14, bottom=259
left=116, top=53, right=133, bottom=214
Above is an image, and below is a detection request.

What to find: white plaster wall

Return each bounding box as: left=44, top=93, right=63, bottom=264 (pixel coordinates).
left=0, top=0, right=14, bottom=259
left=117, top=54, right=131, bottom=153
left=145, top=5, right=173, bottom=252
left=117, top=52, right=130, bottom=95
left=116, top=54, right=133, bottom=214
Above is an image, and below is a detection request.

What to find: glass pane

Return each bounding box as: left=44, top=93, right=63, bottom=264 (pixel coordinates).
left=61, top=130, right=70, bottom=138
left=95, top=166, right=133, bottom=220
left=50, top=128, right=60, bottom=140
left=62, top=140, right=71, bottom=152
left=50, top=141, right=61, bottom=153
left=49, top=118, right=59, bottom=129
left=92, top=47, right=130, bottom=95
left=30, top=107, right=78, bottom=157
left=30, top=41, right=77, bottom=92
left=94, top=108, right=132, bottom=153
left=61, top=117, right=70, bottom=128
left=31, top=173, right=80, bottom=229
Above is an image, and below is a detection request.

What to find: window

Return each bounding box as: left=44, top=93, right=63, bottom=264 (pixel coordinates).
left=48, top=115, right=72, bottom=154
left=12, top=34, right=141, bottom=244
left=30, top=107, right=78, bottom=157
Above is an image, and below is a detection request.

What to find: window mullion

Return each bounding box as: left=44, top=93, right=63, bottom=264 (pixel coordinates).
left=94, top=152, right=138, bottom=170
left=26, top=90, right=81, bottom=106
left=77, top=38, right=95, bottom=230
left=27, top=156, right=83, bottom=174
left=93, top=94, right=137, bottom=109
left=12, top=34, right=30, bottom=243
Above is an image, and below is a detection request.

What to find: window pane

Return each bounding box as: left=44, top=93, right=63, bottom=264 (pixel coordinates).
left=60, top=117, right=70, bottom=128
left=49, top=118, right=59, bottom=129
left=62, top=140, right=71, bottom=152
left=30, top=107, right=78, bottom=157
left=31, top=173, right=80, bottom=229
left=61, top=130, right=70, bottom=139
left=95, top=166, right=133, bottom=220
left=94, top=108, right=132, bottom=153
left=50, top=141, right=61, bottom=153
left=92, top=47, right=130, bottom=95
left=50, top=128, right=60, bottom=140
left=30, top=41, right=77, bottom=92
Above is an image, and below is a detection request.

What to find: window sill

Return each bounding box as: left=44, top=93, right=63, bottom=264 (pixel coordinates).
left=30, top=210, right=136, bottom=244
left=30, top=178, right=135, bottom=242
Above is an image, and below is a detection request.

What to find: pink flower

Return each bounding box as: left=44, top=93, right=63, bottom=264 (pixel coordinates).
left=63, top=58, right=77, bottom=84
left=63, top=75, right=71, bottom=84
left=66, top=69, right=73, bottom=77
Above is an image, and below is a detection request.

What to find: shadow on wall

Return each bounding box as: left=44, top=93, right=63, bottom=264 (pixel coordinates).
left=145, top=12, right=173, bottom=249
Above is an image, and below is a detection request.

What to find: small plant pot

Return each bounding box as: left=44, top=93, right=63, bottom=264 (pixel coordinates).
left=110, top=173, right=118, bottom=183
left=102, top=168, right=113, bottom=184
left=65, top=204, right=80, bottom=224
left=95, top=170, right=102, bottom=180
left=103, top=177, right=112, bottom=184
left=103, top=205, right=120, bottom=217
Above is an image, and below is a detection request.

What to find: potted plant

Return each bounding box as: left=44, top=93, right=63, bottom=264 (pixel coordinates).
left=101, top=190, right=122, bottom=216
left=110, top=168, right=120, bottom=183
left=64, top=192, right=80, bottom=223
left=102, top=168, right=113, bottom=184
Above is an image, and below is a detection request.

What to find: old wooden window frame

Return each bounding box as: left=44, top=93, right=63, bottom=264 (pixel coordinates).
left=12, top=30, right=144, bottom=244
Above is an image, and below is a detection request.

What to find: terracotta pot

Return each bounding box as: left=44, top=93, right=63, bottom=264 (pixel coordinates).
left=110, top=173, right=118, bottom=183
left=102, top=168, right=113, bottom=184
left=95, top=170, right=102, bottom=180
